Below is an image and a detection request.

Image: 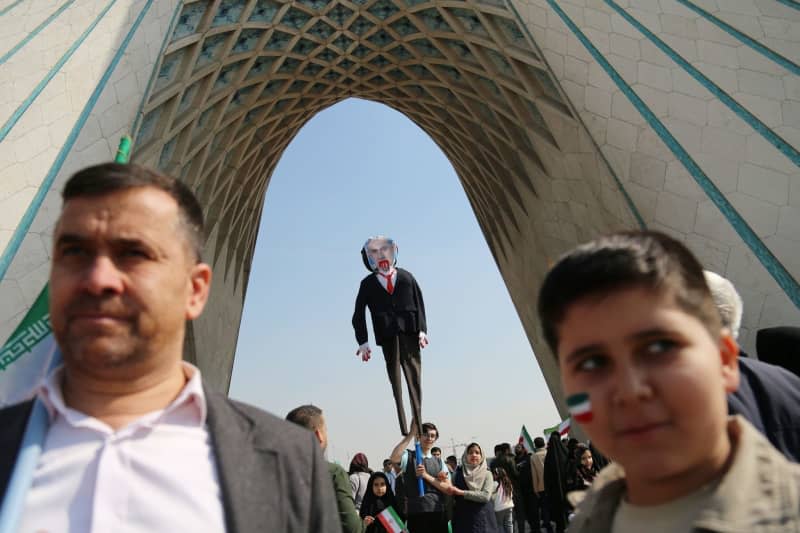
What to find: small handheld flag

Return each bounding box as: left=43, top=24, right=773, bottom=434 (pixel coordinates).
left=376, top=506, right=406, bottom=533
left=566, top=392, right=593, bottom=423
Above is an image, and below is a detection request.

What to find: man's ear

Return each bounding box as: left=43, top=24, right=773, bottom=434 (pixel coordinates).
left=313, top=428, right=324, bottom=446
left=186, top=263, right=212, bottom=320
left=719, top=330, right=740, bottom=394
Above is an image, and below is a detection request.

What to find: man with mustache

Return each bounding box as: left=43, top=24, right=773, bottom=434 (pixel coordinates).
left=352, top=236, right=428, bottom=436
left=0, top=163, right=339, bottom=532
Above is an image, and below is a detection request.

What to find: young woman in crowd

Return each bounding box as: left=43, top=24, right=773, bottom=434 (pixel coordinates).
left=448, top=443, right=498, bottom=533
left=349, top=453, right=373, bottom=511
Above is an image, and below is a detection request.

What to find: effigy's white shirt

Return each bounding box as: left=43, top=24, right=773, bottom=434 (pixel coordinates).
left=19, top=363, right=227, bottom=533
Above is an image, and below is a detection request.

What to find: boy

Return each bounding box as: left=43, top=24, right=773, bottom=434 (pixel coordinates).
left=537, top=231, right=800, bottom=532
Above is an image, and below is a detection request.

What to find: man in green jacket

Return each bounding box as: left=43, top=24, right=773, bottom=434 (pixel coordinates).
left=287, top=405, right=365, bottom=533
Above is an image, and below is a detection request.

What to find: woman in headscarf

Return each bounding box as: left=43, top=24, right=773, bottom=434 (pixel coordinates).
left=359, top=471, right=399, bottom=532
left=543, top=432, right=569, bottom=533
left=349, top=452, right=373, bottom=512
left=447, top=443, right=499, bottom=533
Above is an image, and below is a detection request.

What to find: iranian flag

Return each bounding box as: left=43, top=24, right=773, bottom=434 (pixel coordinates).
left=566, top=392, right=593, bottom=423
left=519, top=425, right=535, bottom=452
left=376, top=506, right=406, bottom=533
left=0, top=285, right=59, bottom=407
left=543, top=418, right=571, bottom=437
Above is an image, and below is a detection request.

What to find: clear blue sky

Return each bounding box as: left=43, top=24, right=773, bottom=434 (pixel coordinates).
left=228, top=98, right=560, bottom=466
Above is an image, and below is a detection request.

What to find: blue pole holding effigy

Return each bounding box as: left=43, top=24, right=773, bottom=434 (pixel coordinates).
left=415, top=441, right=425, bottom=496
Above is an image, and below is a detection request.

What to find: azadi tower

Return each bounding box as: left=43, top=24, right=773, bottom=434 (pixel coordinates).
left=0, top=0, right=798, bottom=411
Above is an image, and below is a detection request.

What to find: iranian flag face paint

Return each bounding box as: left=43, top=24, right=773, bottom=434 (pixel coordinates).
left=567, top=392, right=593, bottom=423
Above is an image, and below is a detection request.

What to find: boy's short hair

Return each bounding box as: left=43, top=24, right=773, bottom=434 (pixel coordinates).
left=421, top=422, right=438, bottom=436
left=538, top=231, right=720, bottom=355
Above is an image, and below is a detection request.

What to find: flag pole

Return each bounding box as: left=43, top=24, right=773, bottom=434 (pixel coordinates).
left=0, top=136, right=132, bottom=532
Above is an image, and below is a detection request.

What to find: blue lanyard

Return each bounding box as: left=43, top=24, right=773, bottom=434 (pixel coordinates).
left=0, top=399, right=50, bottom=533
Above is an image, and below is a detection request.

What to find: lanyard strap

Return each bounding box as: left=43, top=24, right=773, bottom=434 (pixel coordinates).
left=0, top=398, right=49, bottom=533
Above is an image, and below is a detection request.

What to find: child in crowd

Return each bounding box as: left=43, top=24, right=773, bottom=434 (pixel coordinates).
left=360, top=472, right=399, bottom=533
left=537, top=231, right=800, bottom=532
left=492, top=465, right=514, bottom=533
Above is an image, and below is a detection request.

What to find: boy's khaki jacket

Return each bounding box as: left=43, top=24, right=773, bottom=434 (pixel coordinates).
left=568, top=416, right=800, bottom=533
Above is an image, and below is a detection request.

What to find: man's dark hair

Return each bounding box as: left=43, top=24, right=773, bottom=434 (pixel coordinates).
left=286, top=404, right=324, bottom=431
left=421, top=422, right=438, bottom=436
left=533, top=437, right=545, bottom=449
left=446, top=455, right=457, bottom=465
left=537, top=230, right=720, bottom=355
left=62, top=163, right=205, bottom=260
left=431, top=447, right=441, bottom=455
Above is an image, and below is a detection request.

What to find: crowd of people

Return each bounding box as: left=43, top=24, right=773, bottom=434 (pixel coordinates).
left=320, top=430, right=612, bottom=533
left=0, top=161, right=798, bottom=533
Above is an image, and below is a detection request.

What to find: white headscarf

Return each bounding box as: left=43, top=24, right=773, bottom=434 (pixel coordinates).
left=460, top=443, right=491, bottom=491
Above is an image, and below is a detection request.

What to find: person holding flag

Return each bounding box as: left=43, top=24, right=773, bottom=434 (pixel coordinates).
left=360, top=471, right=405, bottom=532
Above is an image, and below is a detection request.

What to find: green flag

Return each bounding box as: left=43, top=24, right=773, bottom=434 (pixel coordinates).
left=0, top=285, right=57, bottom=406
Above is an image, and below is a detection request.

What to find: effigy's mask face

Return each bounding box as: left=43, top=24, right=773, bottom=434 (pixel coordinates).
left=365, top=238, right=397, bottom=273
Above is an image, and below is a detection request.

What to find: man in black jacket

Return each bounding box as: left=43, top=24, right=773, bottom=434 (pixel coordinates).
left=352, top=236, right=428, bottom=436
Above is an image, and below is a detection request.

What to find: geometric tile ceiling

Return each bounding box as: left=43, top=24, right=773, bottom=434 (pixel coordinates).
left=133, top=0, right=577, bottom=290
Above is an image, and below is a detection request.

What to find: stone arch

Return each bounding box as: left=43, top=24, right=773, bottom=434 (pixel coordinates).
left=130, top=0, right=639, bottom=404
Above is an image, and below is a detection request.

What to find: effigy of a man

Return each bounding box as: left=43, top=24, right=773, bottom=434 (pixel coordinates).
left=352, top=236, right=428, bottom=436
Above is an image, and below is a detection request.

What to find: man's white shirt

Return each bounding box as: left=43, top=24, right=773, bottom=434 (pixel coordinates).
left=20, top=363, right=226, bottom=533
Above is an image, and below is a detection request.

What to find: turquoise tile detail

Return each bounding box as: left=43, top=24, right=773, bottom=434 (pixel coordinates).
left=265, top=30, right=292, bottom=51
left=327, top=4, right=353, bottom=25
left=172, top=2, right=206, bottom=42
left=138, top=106, right=162, bottom=145
left=247, top=56, right=275, bottom=78
left=195, top=33, right=231, bottom=71
left=154, top=48, right=184, bottom=92
left=281, top=8, right=311, bottom=30
left=351, top=16, right=375, bottom=36
left=368, top=0, right=399, bottom=20
left=233, top=28, right=264, bottom=54
left=212, top=0, right=247, bottom=27
left=390, top=17, right=418, bottom=36
left=213, top=60, right=246, bottom=92
left=449, top=8, right=487, bottom=36
left=159, top=135, right=177, bottom=168
left=410, top=38, right=444, bottom=58
left=367, top=29, right=394, bottom=48
left=297, top=0, right=331, bottom=11
left=416, top=8, right=451, bottom=32
left=249, top=0, right=281, bottom=22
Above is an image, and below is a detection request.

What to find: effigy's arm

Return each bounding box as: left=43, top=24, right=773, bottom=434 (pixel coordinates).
left=351, top=282, right=369, bottom=345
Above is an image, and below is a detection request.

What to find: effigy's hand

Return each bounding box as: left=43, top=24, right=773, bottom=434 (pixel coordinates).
left=356, top=343, right=372, bottom=362
left=419, top=332, right=428, bottom=349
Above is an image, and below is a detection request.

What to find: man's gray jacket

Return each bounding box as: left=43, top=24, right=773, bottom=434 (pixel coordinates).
left=0, top=387, right=342, bottom=533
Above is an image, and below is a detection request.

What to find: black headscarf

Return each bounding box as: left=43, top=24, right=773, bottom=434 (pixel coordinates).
left=544, top=431, right=569, bottom=531
left=359, top=472, right=397, bottom=522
